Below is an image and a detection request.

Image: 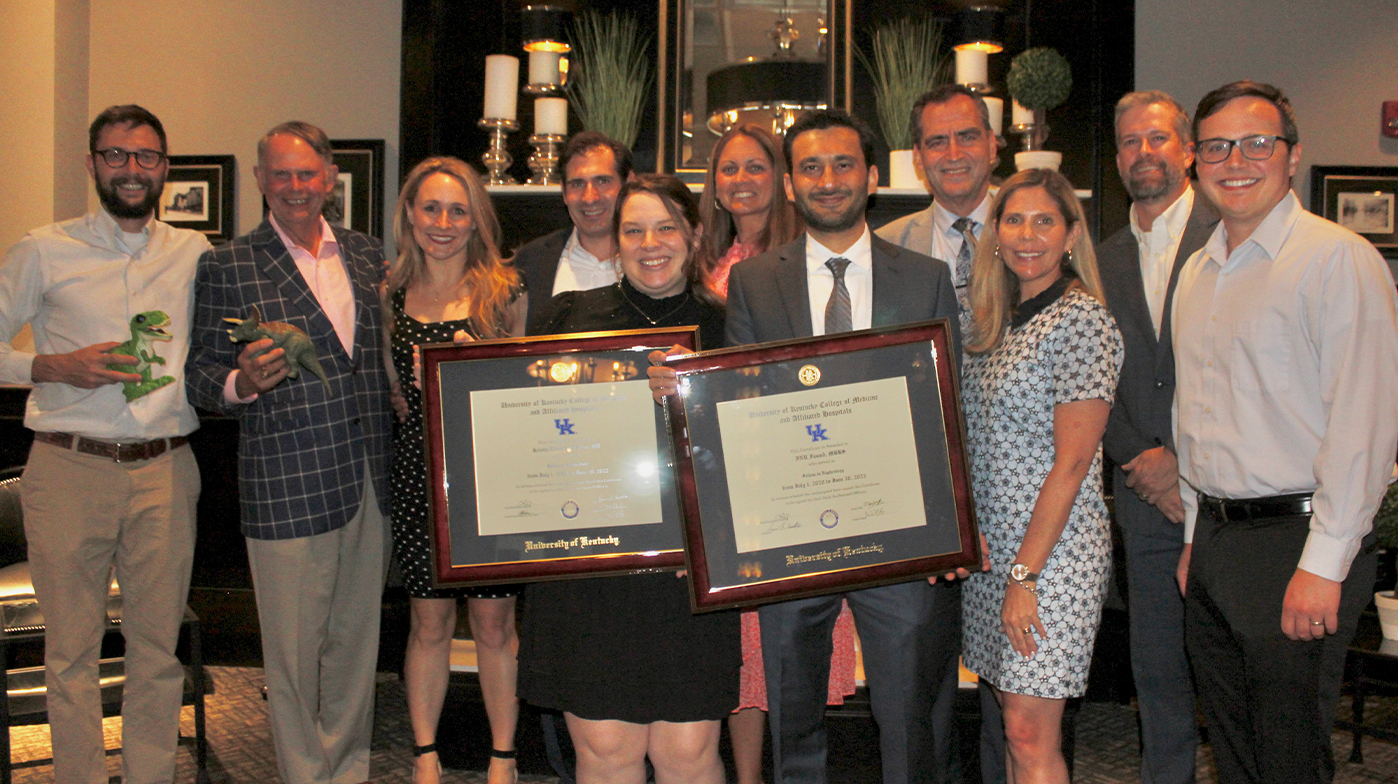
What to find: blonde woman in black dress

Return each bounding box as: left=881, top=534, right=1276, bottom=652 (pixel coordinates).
left=382, top=157, right=527, bottom=784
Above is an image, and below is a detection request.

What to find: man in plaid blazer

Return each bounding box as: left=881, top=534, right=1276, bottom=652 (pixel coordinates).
left=185, top=121, right=391, bottom=784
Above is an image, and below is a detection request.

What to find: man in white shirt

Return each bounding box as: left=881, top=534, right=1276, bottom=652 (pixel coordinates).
left=513, top=131, right=633, bottom=330
left=876, top=84, right=1002, bottom=334
left=0, top=105, right=209, bottom=784
left=724, top=109, right=961, bottom=784
left=185, top=121, right=393, bottom=784
left=1096, top=90, right=1217, bottom=784
left=1173, top=81, right=1398, bottom=784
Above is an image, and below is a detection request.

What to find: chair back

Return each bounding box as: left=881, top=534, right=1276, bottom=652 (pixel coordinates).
left=0, top=467, right=26, bottom=569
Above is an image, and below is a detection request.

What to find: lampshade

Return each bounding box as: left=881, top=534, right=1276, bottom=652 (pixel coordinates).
left=706, top=59, right=827, bottom=136
left=522, top=4, right=571, bottom=53
left=953, top=5, right=1003, bottom=53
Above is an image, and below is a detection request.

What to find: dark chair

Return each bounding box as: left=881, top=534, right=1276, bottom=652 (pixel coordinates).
left=0, top=466, right=209, bottom=784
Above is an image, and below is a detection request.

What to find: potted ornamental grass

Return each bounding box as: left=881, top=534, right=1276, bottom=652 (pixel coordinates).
left=1374, top=482, right=1398, bottom=639
left=855, top=15, right=952, bottom=188
left=567, top=9, right=653, bottom=149
left=1006, top=46, right=1071, bottom=171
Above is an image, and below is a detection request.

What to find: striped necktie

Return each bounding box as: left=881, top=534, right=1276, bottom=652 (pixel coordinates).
left=824, top=257, right=852, bottom=334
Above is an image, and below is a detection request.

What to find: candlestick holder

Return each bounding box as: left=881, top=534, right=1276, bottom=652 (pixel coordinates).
left=478, top=117, right=520, bottom=185
left=1010, top=108, right=1050, bottom=151
left=527, top=133, right=566, bottom=186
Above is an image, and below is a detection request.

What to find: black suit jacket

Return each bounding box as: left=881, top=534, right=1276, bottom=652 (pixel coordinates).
left=725, top=233, right=961, bottom=359
left=511, top=227, right=571, bottom=331
left=1098, top=194, right=1218, bottom=467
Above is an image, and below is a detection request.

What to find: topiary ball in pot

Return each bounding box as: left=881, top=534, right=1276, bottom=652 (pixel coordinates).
left=1006, top=47, right=1072, bottom=111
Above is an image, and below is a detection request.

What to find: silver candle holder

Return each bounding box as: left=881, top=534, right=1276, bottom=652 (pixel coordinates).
left=478, top=117, right=520, bottom=186
left=527, top=133, right=565, bottom=186
left=1010, top=107, right=1050, bottom=151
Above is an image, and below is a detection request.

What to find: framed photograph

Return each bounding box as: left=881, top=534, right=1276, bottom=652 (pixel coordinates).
left=422, top=327, right=700, bottom=587
left=161, top=155, right=235, bottom=243
left=328, top=139, right=385, bottom=238
left=1311, top=165, right=1398, bottom=256
left=664, top=320, right=981, bottom=612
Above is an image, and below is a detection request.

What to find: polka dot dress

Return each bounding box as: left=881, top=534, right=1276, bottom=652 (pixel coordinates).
left=389, top=288, right=518, bottom=600
left=959, top=287, right=1122, bottom=699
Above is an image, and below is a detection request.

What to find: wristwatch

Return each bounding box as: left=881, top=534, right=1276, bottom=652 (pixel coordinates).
left=1009, top=563, right=1040, bottom=583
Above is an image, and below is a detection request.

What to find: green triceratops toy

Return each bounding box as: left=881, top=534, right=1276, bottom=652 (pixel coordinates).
left=223, top=305, right=331, bottom=389
left=104, top=310, right=177, bottom=402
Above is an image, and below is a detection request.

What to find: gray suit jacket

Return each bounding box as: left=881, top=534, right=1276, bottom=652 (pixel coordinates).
left=724, top=232, right=961, bottom=358
left=1098, top=195, right=1219, bottom=467
left=874, top=203, right=938, bottom=260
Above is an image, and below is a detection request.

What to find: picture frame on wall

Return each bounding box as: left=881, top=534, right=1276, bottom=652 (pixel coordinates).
left=160, top=155, right=236, bottom=244
left=1311, top=165, right=1398, bottom=257
left=328, top=139, right=386, bottom=239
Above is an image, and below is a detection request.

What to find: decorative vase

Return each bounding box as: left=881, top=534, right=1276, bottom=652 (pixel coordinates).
left=888, top=150, right=922, bottom=189
left=1015, top=150, right=1062, bottom=172
left=1377, top=590, right=1398, bottom=640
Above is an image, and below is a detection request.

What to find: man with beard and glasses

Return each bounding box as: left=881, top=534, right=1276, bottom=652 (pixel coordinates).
left=1095, top=90, right=1217, bottom=784
left=722, top=109, right=963, bottom=784
left=0, top=104, right=208, bottom=784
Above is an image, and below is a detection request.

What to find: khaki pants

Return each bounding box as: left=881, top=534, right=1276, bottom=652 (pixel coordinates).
left=246, top=471, right=388, bottom=784
left=21, top=439, right=200, bottom=784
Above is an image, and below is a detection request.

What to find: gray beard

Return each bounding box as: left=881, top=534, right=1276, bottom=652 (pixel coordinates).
left=1125, top=164, right=1183, bottom=205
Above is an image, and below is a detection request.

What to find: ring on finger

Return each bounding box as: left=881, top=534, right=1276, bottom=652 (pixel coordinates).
left=1022, top=627, right=1031, bottom=634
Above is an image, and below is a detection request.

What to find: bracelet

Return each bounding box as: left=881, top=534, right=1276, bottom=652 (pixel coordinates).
left=1011, top=579, right=1039, bottom=597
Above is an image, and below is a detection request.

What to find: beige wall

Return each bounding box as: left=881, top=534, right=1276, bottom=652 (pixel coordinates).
left=87, top=0, right=403, bottom=254
left=0, top=1, right=60, bottom=253
left=1136, top=0, right=1398, bottom=199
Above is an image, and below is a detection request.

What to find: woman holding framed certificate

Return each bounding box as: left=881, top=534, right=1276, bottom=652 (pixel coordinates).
left=381, top=157, right=528, bottom=784
left=518, top=174, right=740, bottom=784
left=959, top=168, right=1123, bottom=784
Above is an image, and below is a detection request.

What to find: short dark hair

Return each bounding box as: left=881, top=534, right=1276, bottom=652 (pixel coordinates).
left=1193, top=80, right=1298, bottom=146
left=782, top=109, right=878, bottom=170
left=257, top=121, right=335, bottom=167
left=908, top=84, right=991, bottom=146
left=89, top=105, right=167, bottom=153
left=559, top=131, right=633, bottom=182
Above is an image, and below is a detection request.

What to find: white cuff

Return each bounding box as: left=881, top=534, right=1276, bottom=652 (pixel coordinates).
left=223, top=369, right=258, bottom=405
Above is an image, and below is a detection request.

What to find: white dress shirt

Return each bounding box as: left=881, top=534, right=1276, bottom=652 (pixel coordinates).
left=1129, top=185, right=1195, bottom=337
left=1173, top=191, right=1398, bottom=581
left=929, top=195, right=993, bottom=280
left=805, top=226, right=873, bottom=335
left=552, top=228, right=620, bottom=295
left=0, top=208, right=209, bottom=438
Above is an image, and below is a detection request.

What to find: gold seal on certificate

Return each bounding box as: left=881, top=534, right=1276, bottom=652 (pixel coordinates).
left=716, top=376, right=927, bottom=553
left=470, top=380, right=664, bottom=536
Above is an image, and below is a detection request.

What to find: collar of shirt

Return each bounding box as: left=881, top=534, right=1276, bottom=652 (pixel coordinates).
left=89, top=207, right=156, bottom=255
left=270, top=213, right=339, bottom=263
left=1129, top=184, right=1194, bottom=253
left=932, top=193, right=993, bottom=242
left=805, top=224, right=873, bottom=273
left=805, top=226, right=874, bottom=334
left=1198, top=190, right=1302, bottom=272
left=555, top=227, right=620, bottom=295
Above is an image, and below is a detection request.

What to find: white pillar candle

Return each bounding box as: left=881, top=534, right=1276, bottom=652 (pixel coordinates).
left=528, top=50, right=561, bottom=86
left=535, top=97, right=568, bottom=135
left=955, top=49, right=987, bottom=86
left=983, top=97, right=1003, bottom=137
left=1012, top=99, right=1033, bottom=127
left=483, top=54, right=519, bottom=120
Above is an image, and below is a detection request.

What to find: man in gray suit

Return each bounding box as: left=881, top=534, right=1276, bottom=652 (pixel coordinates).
left=1096, top=90, right=1217, bottom=784
left=876, top=84, right=1002, bottom=334
left=725, top=109, right=962, bottom=784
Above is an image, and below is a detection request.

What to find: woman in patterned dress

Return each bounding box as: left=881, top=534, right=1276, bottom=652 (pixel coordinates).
left=959, top=167, right=1123, bottom=783
left=382, top=157, right=528, bottom=784
left=696, top=124, right=853, bottom=784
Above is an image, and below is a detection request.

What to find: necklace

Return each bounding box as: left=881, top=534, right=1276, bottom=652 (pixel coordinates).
left=617, top=281, right=690, bottom=326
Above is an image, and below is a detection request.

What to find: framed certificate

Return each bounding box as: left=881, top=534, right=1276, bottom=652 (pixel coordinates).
left=422, top=327, right=699, bottom=586
left=664, top=320, right=979, bottom=611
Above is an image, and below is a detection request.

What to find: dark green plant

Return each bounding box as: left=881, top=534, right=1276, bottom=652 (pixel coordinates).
left=567, top=9, right=654, bottom=148
left=855, top=16, right=952, bottom=150
left=1006, top=47, right=1072, bottom=111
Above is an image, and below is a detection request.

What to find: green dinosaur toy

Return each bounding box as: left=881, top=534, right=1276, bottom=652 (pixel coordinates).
left=104, top=310, right=177, bottom=402
left=223, top=305, right=331, bottom=389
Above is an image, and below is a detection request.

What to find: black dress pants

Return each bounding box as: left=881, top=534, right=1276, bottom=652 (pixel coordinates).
left=1185, top=505, right=1376, bottom=784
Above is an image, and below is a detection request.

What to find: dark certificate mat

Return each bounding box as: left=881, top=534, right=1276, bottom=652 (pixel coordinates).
left=422, top=327, right=698, bottom=586
left=664, top=320, right=979, bottom=611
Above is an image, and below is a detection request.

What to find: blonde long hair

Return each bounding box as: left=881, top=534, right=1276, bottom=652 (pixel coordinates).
left=966, top=168, right=1104, bottom=354
left=386, top=157, right=520, bottom=338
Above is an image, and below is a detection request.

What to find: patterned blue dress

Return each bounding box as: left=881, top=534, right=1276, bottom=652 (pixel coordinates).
left=959, top=285, right=1123, bottom=699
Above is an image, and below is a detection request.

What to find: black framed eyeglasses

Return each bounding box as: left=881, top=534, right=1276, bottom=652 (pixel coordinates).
left=94, top=148, right=166, bottom=169
left=1195, top=134, right=1294, bottom=164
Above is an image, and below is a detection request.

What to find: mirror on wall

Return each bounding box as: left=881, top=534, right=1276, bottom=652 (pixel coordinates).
left=660, top=0, right=850, bottom=175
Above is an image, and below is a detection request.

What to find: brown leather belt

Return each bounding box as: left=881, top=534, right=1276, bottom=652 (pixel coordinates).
left=33, top=431, right=189, bottom=463
left=1197, top=491, right=1313, bottom=523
